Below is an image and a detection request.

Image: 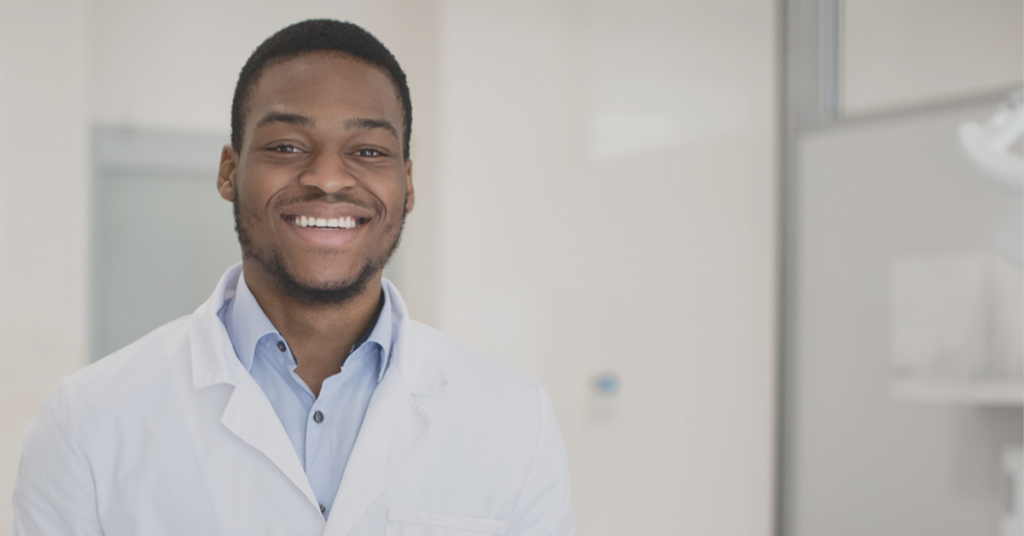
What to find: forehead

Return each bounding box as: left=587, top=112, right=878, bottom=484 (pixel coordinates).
left=246, top=52, right=403, bottom=129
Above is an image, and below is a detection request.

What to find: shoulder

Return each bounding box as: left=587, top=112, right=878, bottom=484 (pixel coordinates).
left=402, top=320, right=554, bottom=443
left=407, top=320, right=543, bottom=401
left=70, top=315, right=191, bottom=385
left=56, top=315, right=194, bottom=429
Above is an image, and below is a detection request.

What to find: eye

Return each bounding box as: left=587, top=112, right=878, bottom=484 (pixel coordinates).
left=354, top=148, right=385, bottom=157
left=268, top=144, right=303, bottom=154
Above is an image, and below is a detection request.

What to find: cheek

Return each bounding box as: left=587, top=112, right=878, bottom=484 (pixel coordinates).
left=236, top=169, right=278, bottom=218
left=391, top=177, right=410, bottom=208
left=234, top=184, right=275, bottom=231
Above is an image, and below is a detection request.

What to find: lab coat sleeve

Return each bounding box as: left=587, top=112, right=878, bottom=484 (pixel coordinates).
left=11, top=382, right=104, bottom=536
left=505, top=383, right=576, bottom=536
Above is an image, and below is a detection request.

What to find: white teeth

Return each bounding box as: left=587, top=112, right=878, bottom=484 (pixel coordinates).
left=294, top=215, right=361, bottom=229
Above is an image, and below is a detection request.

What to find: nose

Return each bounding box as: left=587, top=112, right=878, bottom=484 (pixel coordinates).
left=297, top=149, right=356, bottom=194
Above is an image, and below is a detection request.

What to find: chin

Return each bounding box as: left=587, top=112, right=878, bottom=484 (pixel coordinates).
left=269, top=257, right=381, bottom=306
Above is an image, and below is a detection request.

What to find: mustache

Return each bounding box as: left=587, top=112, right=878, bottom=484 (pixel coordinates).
left=274, top=191, right=376, bottom=212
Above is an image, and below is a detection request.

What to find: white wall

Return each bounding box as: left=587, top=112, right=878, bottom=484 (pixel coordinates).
left=0, top=0, right=91, bottom=529
left=435, top=1, right=777, bottom=533
left=0, top=2, right=778, bottom=532
left=844, top=0, right=1023, bottom=115
left=90, top=0, right=411, bottom=131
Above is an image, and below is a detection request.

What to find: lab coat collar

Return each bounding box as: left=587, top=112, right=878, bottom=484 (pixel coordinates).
left=188, top=264, right=450, bottom=533
left=190, top=264, right=243, bottom=390
left=380, top=277, right=447, bottom=394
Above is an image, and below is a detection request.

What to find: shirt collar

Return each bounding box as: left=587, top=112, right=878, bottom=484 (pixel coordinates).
left=221, top=271, right=282, bottom=372
left=219, top=271, right=394, bottom=383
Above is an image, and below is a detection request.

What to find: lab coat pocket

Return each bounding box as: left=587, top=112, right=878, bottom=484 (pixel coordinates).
left=386, top=508, right=507, bottom=536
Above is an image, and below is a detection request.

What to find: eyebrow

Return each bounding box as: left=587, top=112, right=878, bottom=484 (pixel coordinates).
left=254, top=112, right=314, bottom=130
left=343, top=117, right=400, bottom=140
left=253, top=113, right=399, bottom=141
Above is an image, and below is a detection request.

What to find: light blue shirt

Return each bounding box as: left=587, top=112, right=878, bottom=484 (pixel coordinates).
left=218, top=271, right=392, bottom=519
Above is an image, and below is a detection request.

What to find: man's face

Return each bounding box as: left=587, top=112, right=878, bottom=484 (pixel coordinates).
left=218, top=52, right=413, bottom=304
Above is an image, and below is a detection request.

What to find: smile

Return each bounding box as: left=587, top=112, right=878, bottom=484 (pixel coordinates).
left=287, top=215, right=367, bottom=229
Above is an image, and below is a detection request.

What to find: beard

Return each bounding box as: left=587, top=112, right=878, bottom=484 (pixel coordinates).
left=232, top=188, right=405, bottom=306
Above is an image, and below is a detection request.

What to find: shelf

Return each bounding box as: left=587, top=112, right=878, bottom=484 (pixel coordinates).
left=891, top=379, right=1024, bottom=406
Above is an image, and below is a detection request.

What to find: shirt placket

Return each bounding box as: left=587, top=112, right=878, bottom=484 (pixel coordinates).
left=306, top=387, right=329, bottom=516
left=264, top=336, right=316, bottom=459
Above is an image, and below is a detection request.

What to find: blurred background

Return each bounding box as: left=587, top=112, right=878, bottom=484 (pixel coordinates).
left=0, top=0, right=1021, bottom=534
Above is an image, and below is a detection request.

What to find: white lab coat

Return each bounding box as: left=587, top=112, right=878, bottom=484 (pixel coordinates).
left=11, top=266, right=575, bottom=536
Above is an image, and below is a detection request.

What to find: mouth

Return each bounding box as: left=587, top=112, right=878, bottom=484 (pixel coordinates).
left=284, top=214, right=371, bottom=230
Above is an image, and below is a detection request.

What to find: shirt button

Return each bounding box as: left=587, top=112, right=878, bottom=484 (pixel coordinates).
left=313, top=410, right=324, bottom=423
left=276, top=341, right=286, bottom=352
left=319, top=503, right=326, bottom=515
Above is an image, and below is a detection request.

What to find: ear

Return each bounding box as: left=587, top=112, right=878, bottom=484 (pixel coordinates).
left=403, top=159, right=415, bottom=215
left=217, top=145, right=239, bottom=202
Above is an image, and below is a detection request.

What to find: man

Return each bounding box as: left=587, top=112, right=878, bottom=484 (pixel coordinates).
left=12, top=19, right=575, bottom=536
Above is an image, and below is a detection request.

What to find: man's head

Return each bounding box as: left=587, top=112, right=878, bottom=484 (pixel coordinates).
left=218, top=20, right=414, bottom=306
left=231, top=19, right=412, bottom=159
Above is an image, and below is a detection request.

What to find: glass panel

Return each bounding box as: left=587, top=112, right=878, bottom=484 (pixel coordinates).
left=92, top=131, right=240, bottom=360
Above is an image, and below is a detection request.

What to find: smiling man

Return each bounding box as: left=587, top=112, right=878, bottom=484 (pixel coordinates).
left=12, top=20, right=575, bottom=536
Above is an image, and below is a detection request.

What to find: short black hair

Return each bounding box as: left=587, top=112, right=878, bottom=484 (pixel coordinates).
left=231, top=19, right=412, bottom=159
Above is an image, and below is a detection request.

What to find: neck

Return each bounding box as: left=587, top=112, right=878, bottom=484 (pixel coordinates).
left=242, top=261, right=384, bottom=397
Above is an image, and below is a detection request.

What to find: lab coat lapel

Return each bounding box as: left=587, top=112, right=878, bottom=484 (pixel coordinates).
left=189, top=265, right=321, bottom=515
left=218, top=375, right=320, bottom=513
left=323, top=281, right=448, bottom=536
